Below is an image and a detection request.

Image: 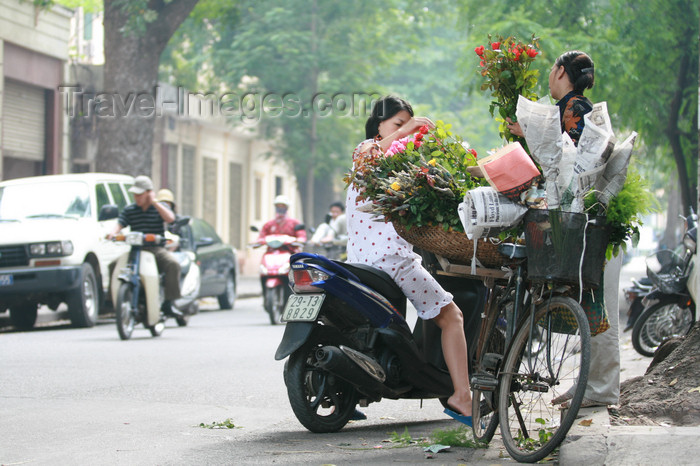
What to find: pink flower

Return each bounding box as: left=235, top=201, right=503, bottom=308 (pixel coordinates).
left=385, top=136, right=411, bottom=156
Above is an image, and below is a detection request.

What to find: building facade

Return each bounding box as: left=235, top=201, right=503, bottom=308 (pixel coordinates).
left=0, top=0, right=72, bottom=180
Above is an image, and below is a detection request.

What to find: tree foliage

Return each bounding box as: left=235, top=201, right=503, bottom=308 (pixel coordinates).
left=458, top=0, right=698, bottom=215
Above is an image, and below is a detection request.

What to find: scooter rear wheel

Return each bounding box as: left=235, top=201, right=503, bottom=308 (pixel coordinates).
left=115, top=283, right=136, bottom=340
left=285, top=337, right=359, bottom=433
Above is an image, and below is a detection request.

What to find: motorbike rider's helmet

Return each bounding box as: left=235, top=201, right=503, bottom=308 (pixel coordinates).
left=273, top=195, right=291, bottom=207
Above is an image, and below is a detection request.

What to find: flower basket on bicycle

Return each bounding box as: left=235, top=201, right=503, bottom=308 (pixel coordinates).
left=523, top=209, right=610, bottom=288
left=392, top=222, right=506, bottom=268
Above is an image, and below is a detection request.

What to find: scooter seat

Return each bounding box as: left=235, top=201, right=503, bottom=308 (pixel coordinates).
left=338, top=262, right=406, bottom=302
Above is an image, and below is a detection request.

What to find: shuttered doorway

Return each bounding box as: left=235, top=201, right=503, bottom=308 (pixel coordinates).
left=3, top=79, right=46, bottom=176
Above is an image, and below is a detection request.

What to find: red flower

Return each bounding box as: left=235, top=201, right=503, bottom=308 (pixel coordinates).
left=414, top=132, right=424, bottom=142
left=491, top=41, right=500, bottom=50
left=479, top=60, right=485, bottom=67
left=419, top=124, right=430, bottom=134
left=467, top=148, right=477, bottom=158
left=513, top=48, right=522, bottom=60
left=526, top=47, right=537, bottom=58
left=474, top=45, right=485, bottom=56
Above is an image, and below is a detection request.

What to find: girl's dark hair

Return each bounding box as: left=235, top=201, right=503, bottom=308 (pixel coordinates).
left=330, top=201, right=345, bottom=212
left=365, top=95, right=414, bottom=139
left=556, top=51, right=595, bottom=94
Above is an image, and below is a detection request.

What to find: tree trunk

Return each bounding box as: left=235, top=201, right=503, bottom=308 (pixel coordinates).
left=666, top=40, right=693, bottom=216
left=96, top=0, right=198, bottom=176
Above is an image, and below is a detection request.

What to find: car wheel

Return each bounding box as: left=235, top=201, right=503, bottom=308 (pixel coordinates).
left=66, top=263, right=100, bottom=328
left=9, top=302, right=38, bottom=330
left=217, top=271, right=236, bottom=310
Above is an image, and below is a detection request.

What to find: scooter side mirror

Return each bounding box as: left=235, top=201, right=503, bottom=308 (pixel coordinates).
left=99, top=204, right=119, bottom=221
left=294, top=224, right=306, bottom=231
left=250, top=225, right=260, bottom=233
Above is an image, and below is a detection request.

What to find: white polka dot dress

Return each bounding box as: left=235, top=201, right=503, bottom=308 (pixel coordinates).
left=346, top=140, right=453, bottom=320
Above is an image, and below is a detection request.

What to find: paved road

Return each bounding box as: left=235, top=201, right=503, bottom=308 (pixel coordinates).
left=0, top=296, right=494, bottom=465
left=0, top=258, right=651, bottom=465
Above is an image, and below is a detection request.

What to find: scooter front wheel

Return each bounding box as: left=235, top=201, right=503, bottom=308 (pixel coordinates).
left=632, top=299, right=695, bottom=357
left=285, top=338, right=359, bottom=433
left=265, top=287, right=284, bottom=325
left=115, top=283, right=136, bottom=340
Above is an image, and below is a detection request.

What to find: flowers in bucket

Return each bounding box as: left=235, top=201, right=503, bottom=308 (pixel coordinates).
left=476, top=34, right=540, bottom=144
left=345, top=121, right=489, bottom=232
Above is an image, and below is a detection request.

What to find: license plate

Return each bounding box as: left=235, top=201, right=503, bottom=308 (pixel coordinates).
left=0, top=274, right=13, bottom=286
left=282, top=294, right=325, bottom=322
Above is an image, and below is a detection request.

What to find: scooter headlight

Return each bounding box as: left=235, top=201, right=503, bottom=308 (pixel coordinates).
left=124, top=232, right=144, bottom=246
left=289, top=267, right=329, bottom=292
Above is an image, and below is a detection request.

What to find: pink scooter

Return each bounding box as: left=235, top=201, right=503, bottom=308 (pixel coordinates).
left=251, top=228, right=305, bottom=324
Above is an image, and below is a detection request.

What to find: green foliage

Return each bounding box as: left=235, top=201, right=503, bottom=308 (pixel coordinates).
left=430, top=425, right=488, bottom=449
left=389, top=427, right=420, bottom=446
left=457, top=0, right=697, bottom=214
left=513, top=417, right=553, bottom=451
left=57, top=0, right=102, bottom=11
left=198, top=418, right=237, bottom=429
left=584, top=165, right=659, bottom=258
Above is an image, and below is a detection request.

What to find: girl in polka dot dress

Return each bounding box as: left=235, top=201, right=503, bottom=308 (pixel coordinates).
left=346, top=96, right=473, bottom=421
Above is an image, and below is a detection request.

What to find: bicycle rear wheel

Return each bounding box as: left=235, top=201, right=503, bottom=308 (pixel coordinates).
left=471, top=288, right=507, bottom=443
left=497, top=295, right=591, bottom=463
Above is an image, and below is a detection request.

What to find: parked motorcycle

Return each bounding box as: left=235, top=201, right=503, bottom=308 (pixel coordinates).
left=623, top=276, right=653, bottom=332
left=632, top=214, right=697, bottom=356
left=250, top=225, right=305, bottom=325
left=274, top=251, right=482, bottom=433
left=110, top=217, right=200, bottom=340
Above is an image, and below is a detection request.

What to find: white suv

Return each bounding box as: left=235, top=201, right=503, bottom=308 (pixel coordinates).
left=0, top=173, right=134, bottom=330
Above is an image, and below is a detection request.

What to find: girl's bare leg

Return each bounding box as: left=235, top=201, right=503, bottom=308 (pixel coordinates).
left=433, top=301, right=472, bottom=417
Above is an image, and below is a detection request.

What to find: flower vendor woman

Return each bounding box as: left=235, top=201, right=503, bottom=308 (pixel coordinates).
left=508, top=51, right=624, bottom=409
left=346, top=95, right=473, bottom=423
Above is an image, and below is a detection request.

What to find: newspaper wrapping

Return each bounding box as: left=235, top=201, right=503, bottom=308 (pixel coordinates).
left=568, top=104, right=616, bottom=211
left=458, top=186, right=528, bottom=240
left=516, top=96, right=565, bottom=208
left=458, top=186, right=527, bottom=273
left=594, top=132, right=638, bottom=205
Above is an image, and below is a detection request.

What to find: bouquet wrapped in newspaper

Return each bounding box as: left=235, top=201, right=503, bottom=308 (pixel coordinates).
left=514, top=96, right=655, bottom=256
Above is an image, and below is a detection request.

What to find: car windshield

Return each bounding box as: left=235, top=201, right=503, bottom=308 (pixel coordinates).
left=0, top=181, right=91, bottom=221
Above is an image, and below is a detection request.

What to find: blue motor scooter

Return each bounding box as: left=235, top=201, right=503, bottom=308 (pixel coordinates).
left=275, top=251, right=483, bottom=433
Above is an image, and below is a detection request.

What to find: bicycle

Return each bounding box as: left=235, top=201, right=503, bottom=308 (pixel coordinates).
left=438, top=239, right=592, bottom=463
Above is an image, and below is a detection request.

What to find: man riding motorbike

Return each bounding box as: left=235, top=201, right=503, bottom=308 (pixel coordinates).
left=107, top=176, right=182, bottom=318
left=254, top=194, right=307, bottom=306
left=255, top=195, right=306, bottom=249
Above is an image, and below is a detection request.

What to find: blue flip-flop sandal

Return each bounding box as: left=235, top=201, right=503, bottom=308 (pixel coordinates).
left=443, top=408, right=473, bottom=427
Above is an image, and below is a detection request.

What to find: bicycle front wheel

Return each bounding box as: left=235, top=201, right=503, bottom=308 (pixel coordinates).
left=498, top=295, right=591, bottom=463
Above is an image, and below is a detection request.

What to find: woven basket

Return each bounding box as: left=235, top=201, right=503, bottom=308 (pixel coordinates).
left=393, top=222, right=505, bottom=268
